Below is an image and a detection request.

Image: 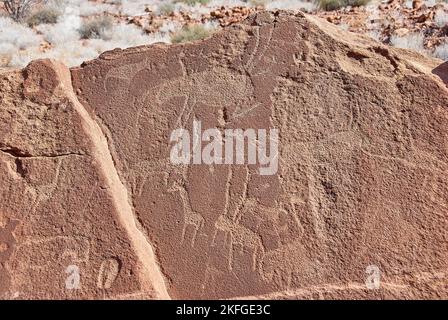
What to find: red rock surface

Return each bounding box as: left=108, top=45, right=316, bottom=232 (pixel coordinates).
left=1, top=11, right=448, bottom=299
left=0, top=60, right=167, bottom=299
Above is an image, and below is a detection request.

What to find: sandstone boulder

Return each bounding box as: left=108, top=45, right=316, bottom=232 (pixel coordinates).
left=1, top=11, right=448, bottom=299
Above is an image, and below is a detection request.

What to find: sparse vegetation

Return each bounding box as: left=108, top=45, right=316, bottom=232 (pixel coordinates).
left=0, top=0, right=447, bottom=69
left=265, top=0, right=317, bottom=11
left=390, top=32, right=425, bottom=53
left=174, top=0, right=210, bottom=5
left=171, top=24, right=211, bottom=43
left=316, top=0, right=343, bottom=11
left=347, top=0, right=370, bottom=6
left=2, top=0, right=45, bottom=21
left=434, top=9, right=448, bottom=28
left=26, top=6, right=59, bottom=26
left=249, top=0, right=271, bottom=7
left=434, top=42, right=448, bottom=60
left=159, top=2, right=175, bottom=15
left=78, top=15, right=113, bottom=40
left=316, top=0, right=370, bottom=11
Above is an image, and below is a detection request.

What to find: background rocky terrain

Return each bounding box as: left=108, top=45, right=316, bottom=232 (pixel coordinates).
left=1, top=10, right=447, bottom=299
left=0, top=0, right=447, bottom=70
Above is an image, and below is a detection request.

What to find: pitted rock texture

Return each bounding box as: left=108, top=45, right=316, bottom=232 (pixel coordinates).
left=2, top=11, right=448, bottom=299
left=0, top=60, right=166, bottom=299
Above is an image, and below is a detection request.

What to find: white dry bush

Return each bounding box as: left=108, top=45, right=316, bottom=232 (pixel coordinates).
left=158, top=2, right=175, bottom=15
left=433, top=42, right=448, bottom=61
left=0, top=16, right=41, bottom=49
left=434, top=10, right=448, bottom=28
left=2, top=0, right=45, bottom=21
left=266, top=0, right=317, bottom=12
left=404, top=0, right=412, bottom=9
left=35, top=8, right=82, bottom=44
left=118, top=0, right=154, bottom=16
left=390, top=32, right=425, bottom=54
left=369, top=30, right=382, bottom=41
left=0, top=15, right=41, bottom=66
left=159, top=19, right=183, bottom=34
left=9, top=47, right=41, bottom=66
left=0, top=42, right=15, bottom=66
left=39, top=41, right=98, bottom=66
left=207, top=0, right=247, bottom=7
left=425, top=0, right=437, bottom=7
left=0, top=2, right=172, bottom=68
left=101, top=22, right=169, bottom=48
left=50, top=23, right=168, bottom=66
left=56, top=0, right=117, bottom=16
left=248, top=0, right=269, bottom=6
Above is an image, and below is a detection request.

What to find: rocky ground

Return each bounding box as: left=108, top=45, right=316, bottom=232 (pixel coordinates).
left=0, top=0, right=447, bottom=70
left=320, top=0, right=448, bottom=54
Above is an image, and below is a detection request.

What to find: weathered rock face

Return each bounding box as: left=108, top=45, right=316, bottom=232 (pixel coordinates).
left=1, top=11, right=448, bottom=299
left=0, top=60, right=167, bottom=299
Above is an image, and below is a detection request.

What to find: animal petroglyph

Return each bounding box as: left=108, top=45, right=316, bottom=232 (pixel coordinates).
left=168, top=180, right=205, bottom=247
left=63, top=11, right=448, bottom=299
left=103, top=58, right=151, bottom=92
left=245, top=25, right=274, bottom=76
left=128, top=159, right=170, bottom=196
left=155, top=67, right=253, bottom=112
left=212, top=214, right=265, bottom=272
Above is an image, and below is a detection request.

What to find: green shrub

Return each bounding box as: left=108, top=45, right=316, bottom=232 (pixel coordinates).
left=78, top=16, right=113, bottom=40
left=27, top=7, right=60, bottom=27
left=171, top=24, right=212, bottom=44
